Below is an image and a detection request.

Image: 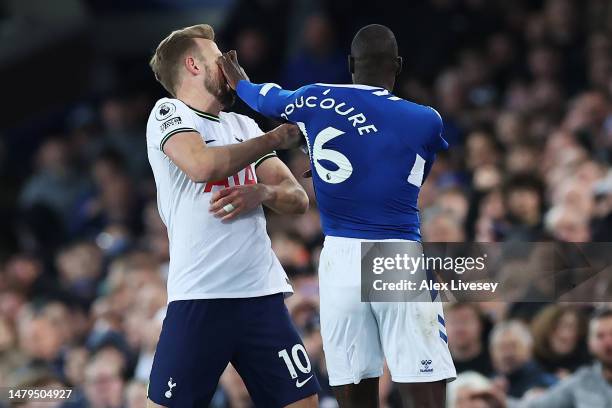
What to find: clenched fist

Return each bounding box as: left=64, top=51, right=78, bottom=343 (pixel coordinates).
left=270, top=123, right=304, bottom=150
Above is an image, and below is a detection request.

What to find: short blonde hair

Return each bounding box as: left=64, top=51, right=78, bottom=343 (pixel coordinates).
left=149, top=24, right=215, bottom=96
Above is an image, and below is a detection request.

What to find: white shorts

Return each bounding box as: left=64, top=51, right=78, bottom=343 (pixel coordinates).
left=318, top=236, right=456, bottom=386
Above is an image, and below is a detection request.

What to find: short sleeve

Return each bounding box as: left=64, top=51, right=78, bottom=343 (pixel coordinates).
left=244, top=116, right=265, bottom=138
left=147, top=99, right=199, bottom=152
left=426, top=107, right=449, bottom=154
left=241, top=116, right=278, bottom=169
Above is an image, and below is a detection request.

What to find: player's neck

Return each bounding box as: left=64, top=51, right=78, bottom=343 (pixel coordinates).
left=353, top=76, right=394, bottom=92
left=175, top=86, right=223, bottom=117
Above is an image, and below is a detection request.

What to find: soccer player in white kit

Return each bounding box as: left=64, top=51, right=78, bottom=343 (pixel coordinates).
left=145, top=24, right=320, bottom=408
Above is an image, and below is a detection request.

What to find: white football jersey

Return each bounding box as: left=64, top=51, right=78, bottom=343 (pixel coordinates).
left=146, top=98, right=292, bottom=302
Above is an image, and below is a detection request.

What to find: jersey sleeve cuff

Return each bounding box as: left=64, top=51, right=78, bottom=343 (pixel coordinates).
left=236, top=80, right=251, bottom=98
left=254, top=151, right=277, bottom=168
left=160, top=127, right=197, bottom=152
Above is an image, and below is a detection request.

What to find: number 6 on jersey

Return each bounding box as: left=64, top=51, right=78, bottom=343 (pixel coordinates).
left=303, top=124, right=353, bottom=184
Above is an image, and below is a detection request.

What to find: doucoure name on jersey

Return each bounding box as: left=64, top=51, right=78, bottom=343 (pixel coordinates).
left=202, top=164, right=256, bottom=192
left=280, top=89, right=378, bottom=136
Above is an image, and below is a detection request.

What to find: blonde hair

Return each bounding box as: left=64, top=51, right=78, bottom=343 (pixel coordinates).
left=447, top=371, right=492, bottom=408
left=149, top=24, right=215, bottom=96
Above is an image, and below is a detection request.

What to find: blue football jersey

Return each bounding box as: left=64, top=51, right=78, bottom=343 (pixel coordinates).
left=236, top=81, right=448, bottom=241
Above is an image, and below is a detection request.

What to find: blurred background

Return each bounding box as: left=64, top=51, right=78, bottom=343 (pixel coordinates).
left=2, top=0, right=612, bottom=407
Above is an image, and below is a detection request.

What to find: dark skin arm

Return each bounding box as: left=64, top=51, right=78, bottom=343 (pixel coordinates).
left=217, top=50, right=249, bottom=90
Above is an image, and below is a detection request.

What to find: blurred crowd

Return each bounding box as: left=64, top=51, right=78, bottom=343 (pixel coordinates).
left=2, top=0, right=612, bottom=407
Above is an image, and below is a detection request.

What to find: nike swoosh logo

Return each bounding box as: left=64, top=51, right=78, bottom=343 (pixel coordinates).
left=205, top=139, right=216, bottom=143
left=234, top=137, right=244, bottom=142
left=295, top=375, right=313, bottom=388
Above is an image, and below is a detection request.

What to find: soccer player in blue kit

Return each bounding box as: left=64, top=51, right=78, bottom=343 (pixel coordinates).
left=218, top=24, right=457, bottom=407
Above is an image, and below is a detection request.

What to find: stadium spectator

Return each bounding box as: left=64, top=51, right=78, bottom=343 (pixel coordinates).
left=281, top=13, right=350, bottom=89
left=502, top=176, right=546, bottom=241
left=524, top=309, right=612, bottom=407
left=63, top=347, right=89, bottom=388
left=421, top=209, right=466, bottom=242
left=76, top=355, right=125, bottom=408
left=489, top=320, right=557, bottom=398
left=16, top=312, right=63, bottom=376
left=446, top=303, right=494, bottom=377
left=55, top=242, right=103, bottom=307
left=19, top=138, right=87, bottom=225
left=446, top=371, right=497, bottom=408
left=530, top=305, right=590, bottom=377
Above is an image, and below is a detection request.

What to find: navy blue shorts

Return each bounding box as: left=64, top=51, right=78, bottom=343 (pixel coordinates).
left=148, top=293, right=320, bottom=407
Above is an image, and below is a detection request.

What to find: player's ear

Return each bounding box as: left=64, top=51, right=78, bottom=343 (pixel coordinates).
left=396, top=56, right=403, bottom=76
left=185, top=56, right=200, bottom=76
left=348, top=55, right=355, bottom=74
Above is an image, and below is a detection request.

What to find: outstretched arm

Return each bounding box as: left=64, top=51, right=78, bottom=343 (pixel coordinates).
left=164, top=124, right=301, bottom=183
left=217, top=50, right=307, bottom=120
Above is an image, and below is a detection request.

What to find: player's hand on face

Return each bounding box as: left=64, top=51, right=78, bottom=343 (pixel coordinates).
left=217, top=50, right=249, bottom=90
left=271, top=123, right=303, bottom=150
left=209, top=184, right=270, bottom=221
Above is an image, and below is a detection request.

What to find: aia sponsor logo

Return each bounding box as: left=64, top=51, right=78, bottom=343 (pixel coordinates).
left=203, top=165, right=256, bottom=192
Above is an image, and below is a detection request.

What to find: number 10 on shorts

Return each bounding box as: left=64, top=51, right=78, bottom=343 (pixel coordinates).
left=278, top=344, right=312, bottom=379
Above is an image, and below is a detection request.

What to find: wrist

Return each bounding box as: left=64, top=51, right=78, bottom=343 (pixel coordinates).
left=265, top=129, right=282, bottom=150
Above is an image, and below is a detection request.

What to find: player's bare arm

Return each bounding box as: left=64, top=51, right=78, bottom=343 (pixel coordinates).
left=163, top=123, right=301, bottom=183
left=208, top=156, right=309, bottom=220
left=254, top=156, right=309, bottom=214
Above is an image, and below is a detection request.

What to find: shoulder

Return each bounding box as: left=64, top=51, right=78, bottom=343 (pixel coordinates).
left=398, top=100, right=443, bottom=127
left=148, top=98, right=193, bottom=124
left=314, top=83, right=381, bottom=91
left=399, top=99, right=440, bottom=117
left=573, top=364, right=600, bottom=381
left=426, top=106, right=443, bottom=131
left=146, top=98, right=199, bottom=150
left=552, top=365, right=593, bottom=389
